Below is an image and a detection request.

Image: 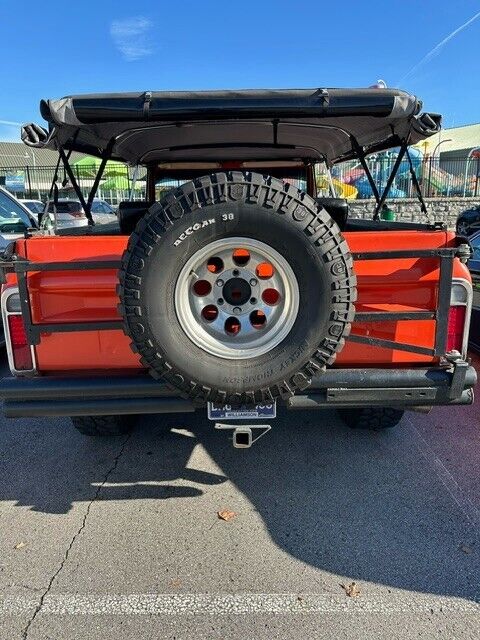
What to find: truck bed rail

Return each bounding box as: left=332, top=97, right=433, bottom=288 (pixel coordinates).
left=0, top=244, right=470, bottom=358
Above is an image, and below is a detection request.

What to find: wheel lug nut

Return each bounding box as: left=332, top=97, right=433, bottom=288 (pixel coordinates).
left=232, top=269, right=240, bottom=277
left=217, top=298, right=224, bottom=305
left=216, top=279, right=224, bottom=287
left=233, top=307, right=242, bottom=314
left=249, top=278, right=257, bottom=286
left=250, top=297, right=257, bottom=304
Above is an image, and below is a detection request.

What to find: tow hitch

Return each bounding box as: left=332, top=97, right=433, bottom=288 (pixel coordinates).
left=208, top=400, right=275, bottom=447
left=214, top=423, right=272, bottom=448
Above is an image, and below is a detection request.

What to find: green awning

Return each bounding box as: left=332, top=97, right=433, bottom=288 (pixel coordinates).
left=102, top=175, right=144, bottom=190
left=73, top=155, right=128, bottom=178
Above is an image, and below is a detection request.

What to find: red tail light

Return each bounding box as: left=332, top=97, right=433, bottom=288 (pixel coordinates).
left=68, top=211, right=85, bottom=218
left=7, top=315, right=33, bottom=371
left=446, top=305, right=467, bottom=353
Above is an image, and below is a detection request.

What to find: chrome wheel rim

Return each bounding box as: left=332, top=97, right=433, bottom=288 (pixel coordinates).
left=174, top=237, right=300, bottom=359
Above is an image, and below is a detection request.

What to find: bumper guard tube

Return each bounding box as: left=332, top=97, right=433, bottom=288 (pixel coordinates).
left=0, top=361, right=476, bottom=418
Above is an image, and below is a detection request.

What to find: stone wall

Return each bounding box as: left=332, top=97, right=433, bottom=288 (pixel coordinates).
left=348, top=197, right=479, bottom=229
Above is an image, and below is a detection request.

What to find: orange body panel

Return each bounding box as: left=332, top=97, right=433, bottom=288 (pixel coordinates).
left=9, top=230, right=471, bottom=373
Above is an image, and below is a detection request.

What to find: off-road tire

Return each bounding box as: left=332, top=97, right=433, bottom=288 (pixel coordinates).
left=71, top=415, right=133, bottom=436
left=119, top=171, right=356, bottom=405
left=337, top=407, right=405, bottom=430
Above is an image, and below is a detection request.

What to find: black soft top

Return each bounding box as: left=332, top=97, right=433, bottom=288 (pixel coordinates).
left=22, top=87, right=441, bottom=165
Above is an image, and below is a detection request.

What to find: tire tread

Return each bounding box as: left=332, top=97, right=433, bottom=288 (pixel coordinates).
left=71, top=415, right=132, bottom=436
left=338, top=407, right=405, bottom=430
left=119, top=171, right=357, bottom=405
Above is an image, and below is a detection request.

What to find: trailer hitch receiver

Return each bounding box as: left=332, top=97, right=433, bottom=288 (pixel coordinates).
left=214, top=423, right=271, bottom=448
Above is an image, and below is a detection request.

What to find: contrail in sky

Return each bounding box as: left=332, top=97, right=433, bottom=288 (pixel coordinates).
left=398, top=10, right=480, bottom=84
left=0, top=119, right=22, bottom=126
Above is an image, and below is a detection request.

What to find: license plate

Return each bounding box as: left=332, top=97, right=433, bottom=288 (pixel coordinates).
left=207, top=401, right=276, bottom=421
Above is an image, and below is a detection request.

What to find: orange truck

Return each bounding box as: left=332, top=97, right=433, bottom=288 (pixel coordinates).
left=0, top=87, right=476, bottom=444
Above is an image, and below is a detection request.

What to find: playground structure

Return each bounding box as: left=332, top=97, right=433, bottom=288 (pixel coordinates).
left=317, top=146, right=471, bottom=200
left=316, top=175, right=358, bottom=199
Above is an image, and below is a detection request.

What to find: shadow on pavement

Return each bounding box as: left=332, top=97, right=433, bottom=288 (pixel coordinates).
left=0, top=405, right=478, bottom=602
left=0, top=416, right=225, bottom=513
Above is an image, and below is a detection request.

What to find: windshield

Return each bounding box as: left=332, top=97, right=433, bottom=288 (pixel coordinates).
left=23, top=201, right=44, bottom=214
left=46, top=201, right=83, bottom=213
left=91, top=201, right=114, bottom=214
left=0, top=189, right=33, bottom=230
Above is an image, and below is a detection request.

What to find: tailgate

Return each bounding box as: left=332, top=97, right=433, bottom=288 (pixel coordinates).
left=6, top=230, right=471, bottom=372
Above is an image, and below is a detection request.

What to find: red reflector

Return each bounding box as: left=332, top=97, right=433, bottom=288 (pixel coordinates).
left=446, top=305, right=466, bottom=353
left=7, top=315, right=33, bottom=370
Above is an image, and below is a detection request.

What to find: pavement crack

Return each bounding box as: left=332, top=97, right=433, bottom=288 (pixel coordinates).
left=21, top=432, right=131, bottom=639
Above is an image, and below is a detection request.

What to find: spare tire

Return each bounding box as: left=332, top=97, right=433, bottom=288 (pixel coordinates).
left=119, top=172, right=356, bottom=405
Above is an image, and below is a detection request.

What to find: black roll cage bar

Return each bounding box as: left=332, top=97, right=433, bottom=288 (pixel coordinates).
left=350, top=132, right=428, bottom=220
left=50, top=125, right=428, bottom=224
left=50, top=137, right=116, bottom=226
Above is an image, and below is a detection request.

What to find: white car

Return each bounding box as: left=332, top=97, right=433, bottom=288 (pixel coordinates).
left=91, top=199, right=118, bottom=224
left=0, top=187, right=37, bottom=240
left=41, top=199, right=89, bottom=230
left=41, top=198, right=118, bottom=230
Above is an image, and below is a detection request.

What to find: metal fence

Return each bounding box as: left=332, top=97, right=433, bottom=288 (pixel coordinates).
left=1, top=155, right=480, bottom=203
left=319, top=155, right=480, bottom=200
left=0, top=164, right=147, bottom=205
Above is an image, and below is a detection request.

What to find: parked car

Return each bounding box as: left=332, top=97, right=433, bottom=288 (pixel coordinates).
left=41, top=198, right=118, bottom=231
left=0, top=188, right=38, bottom=346
left=3, top=87, right=476, bottom=442
left=90, top=199, right=118, bottom=224
left=456, top=204, right=480, bottom=236
left=468, top=231, right=480, bottom=352
left=19, top=199, right=44, bottom=217
left=41, top=199, right=89, bottom=230
left=0, top=187, right=37, bottom=238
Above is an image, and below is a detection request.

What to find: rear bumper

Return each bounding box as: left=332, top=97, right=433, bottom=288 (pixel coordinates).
left=0, top=361, right=476, bottom=418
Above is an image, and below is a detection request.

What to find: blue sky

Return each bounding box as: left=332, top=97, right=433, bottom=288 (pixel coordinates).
left=1, top=0, right=479, bottom=141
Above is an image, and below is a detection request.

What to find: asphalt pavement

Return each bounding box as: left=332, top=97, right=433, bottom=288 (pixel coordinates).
left=0, top=356, right=479, bottom=639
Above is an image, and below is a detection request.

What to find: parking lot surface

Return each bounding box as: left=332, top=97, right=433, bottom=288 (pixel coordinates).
left=0, top=356, right=479, bottom=639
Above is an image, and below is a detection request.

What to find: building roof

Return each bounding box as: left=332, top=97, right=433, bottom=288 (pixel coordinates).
left=0, top=141, right=85, bottom=167
left=418, top=122, right=480, bottom=155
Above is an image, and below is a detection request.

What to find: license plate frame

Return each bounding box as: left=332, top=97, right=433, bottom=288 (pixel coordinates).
left=207, top=401, right=276, bottom=421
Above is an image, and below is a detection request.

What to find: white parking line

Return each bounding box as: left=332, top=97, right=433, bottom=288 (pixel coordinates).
left=405, top=417, right=480, bottom=526
left=1, top=594, right=479, bottom=615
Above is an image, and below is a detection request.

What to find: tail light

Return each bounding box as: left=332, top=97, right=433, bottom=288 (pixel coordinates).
left=446, top=281, right=472, bottom=356
left=2, top=289, right=36, bottom=374
left=446, top=305, right=467, bottom=353
left=7, top=315, right=33, bottom=370
left=68, top=211, right=85, bottom=219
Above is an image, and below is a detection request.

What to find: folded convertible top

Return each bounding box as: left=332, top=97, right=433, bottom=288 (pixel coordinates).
left=21, top=87, right=441, bottom=165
